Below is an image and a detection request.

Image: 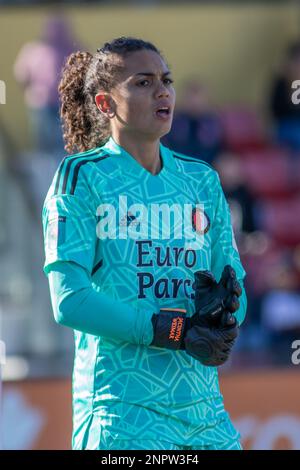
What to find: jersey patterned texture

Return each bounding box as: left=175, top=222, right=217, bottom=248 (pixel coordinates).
left=42, top=137, right=247, bottom=450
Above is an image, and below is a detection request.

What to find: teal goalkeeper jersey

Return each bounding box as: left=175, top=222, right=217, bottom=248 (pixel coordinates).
left=42, top=137, right=247, bottom=449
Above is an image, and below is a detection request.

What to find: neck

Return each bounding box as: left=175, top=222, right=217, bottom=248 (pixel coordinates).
left=111, top=132, right=162, bottom=175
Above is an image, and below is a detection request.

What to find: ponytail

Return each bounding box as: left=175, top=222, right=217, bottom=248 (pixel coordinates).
left=59, top=51, right=110, bottom=154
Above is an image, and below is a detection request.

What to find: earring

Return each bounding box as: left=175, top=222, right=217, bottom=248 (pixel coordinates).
left=107, top=109, right=116, bottom=118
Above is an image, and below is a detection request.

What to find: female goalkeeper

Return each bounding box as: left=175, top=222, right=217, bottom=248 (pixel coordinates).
left=42, top=37, right=247, bottom=451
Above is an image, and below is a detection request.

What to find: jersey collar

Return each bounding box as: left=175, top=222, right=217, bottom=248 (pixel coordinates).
left=103, top=136, right=177, bottom=176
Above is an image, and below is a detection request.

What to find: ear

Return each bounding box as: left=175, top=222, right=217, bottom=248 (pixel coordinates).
left=95, top=93, right=115, bottom=117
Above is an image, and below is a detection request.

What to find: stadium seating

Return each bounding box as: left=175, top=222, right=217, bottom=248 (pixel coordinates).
left=241, top=148, right=296, bottom=199
left=220, top=106, right=268, bottom=153
left=258, top=196, right=300, bottom=247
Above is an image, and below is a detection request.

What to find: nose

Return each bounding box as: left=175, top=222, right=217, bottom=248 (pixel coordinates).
left=155, top=81, right=170, bottom=99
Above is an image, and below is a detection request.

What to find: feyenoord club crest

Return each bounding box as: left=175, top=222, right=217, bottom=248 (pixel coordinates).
left=191, top=207, right=210, bottom=234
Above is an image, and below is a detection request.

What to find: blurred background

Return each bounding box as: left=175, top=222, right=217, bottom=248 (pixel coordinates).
left=1, top=0, right=300, bottom=450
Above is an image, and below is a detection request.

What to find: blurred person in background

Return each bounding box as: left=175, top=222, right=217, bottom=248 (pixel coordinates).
left=261, top=253, right=300, bottom=361
left=214, top=152, right=260, bottom=353
left=269, top=40, right=300, bottom=153
left=214, top=152, right=257, bottom=238
left=14, top=13, right=79, bottom=156
left=42, top=37, right=247, bottom=450
left=162, top=79, right=224, bottom=165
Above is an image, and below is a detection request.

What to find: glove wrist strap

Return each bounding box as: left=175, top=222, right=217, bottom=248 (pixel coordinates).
left=151, top=308, right=187, bottom=350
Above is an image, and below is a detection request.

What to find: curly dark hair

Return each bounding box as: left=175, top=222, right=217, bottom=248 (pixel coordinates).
left=58, top=37, right=160, bottom=154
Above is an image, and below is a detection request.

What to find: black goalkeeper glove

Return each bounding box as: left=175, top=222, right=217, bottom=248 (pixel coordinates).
left=185, top=265, right=242, bottom=365
left=191, top=264, right=242, bottom=329
left=183, top=322, right=239, bottom=366
left=150, top=265, right=242, bottom=367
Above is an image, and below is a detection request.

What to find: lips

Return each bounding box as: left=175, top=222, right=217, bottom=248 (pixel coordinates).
left=156, top=107, right=170, bottom=116
left=154, top=103, right=172, bottom=119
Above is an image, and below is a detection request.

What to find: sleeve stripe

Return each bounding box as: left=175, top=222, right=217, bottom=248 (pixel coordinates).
left=54, top=157, right=68, bottom=195
left=91, top=259, right=103, bottom=276
left=54, top=148, right=99, bottom=195
left=53, top=150, right=109, bottom=196
left=70, top=155, right=110, bottom=195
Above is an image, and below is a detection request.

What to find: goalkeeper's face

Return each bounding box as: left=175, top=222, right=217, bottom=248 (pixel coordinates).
left=107, top=49, right=176, bottom=140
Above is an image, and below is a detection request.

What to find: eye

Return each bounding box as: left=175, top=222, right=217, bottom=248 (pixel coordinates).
left=138, top=79, right=151, bottom=87
left=163, top=78, right=174, bottom=85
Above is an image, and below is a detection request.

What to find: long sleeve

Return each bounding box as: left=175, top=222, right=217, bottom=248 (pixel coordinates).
left=47, top=260, right=154, bottom=345
left=42, top=190, right=154, bottom=345
left=210, top=172, right=247, bottom=325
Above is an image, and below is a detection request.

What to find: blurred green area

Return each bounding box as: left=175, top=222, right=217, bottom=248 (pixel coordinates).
left=0, top=2, right=299, bottom=151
